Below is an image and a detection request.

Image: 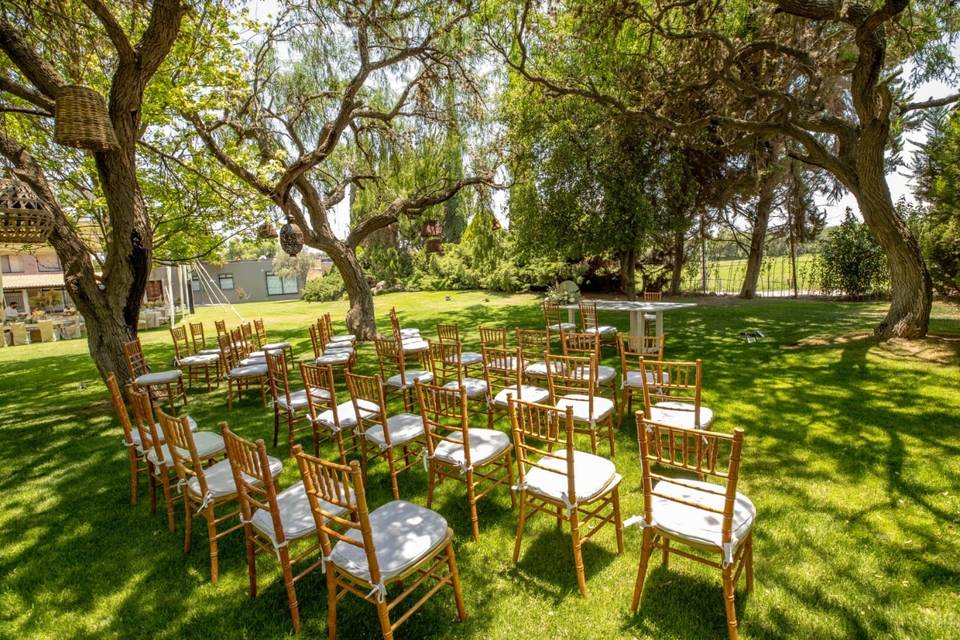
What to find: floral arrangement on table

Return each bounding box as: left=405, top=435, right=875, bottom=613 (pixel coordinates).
left=545, top=280, right=581, bottom=304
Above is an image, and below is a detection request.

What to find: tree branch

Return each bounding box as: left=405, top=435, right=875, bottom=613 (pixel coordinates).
left=81, top=0, right=135, bottom=63
left=0, top=18, right=65, bottom=98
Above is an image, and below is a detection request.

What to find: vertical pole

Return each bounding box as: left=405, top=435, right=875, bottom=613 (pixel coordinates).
left=699, top=209, right=707, bottom=294
left=186, top=264, right=195, bottom=314
left=166, top=265, right=175, bottom=327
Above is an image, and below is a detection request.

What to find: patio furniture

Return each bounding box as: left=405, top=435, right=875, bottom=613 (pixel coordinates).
left=322, top=313, right=356, bottom=345
left=222, top=426, right=327, bottom=635
left=430, top=340, right=490, bottom=419
left=387, top=306, right=421, bottom=339
left=309, top=324, right=355, bottom=377
left=122, top=337, right=186, bottom=413
left=345, top=371, right=426, bottom=500
left=560, top=299, right=696, bottom=343
left=435, top=322, right=483, bottom=376
left=374, top=336, right=433, bottom=412
left=158, top=413, right=282, bottom=583
left=106, top=373, right=150, bottom=509
left=416, top=380, right=514, bottom=541
left=478, top=324, right=508, bottom=349
left=189, top=321, right=220, bottom=356
left=35, top=319, right=55, bottom=342
left=389, top=307, right=429, bottom=357
left=295, top=450, right=467, bottom=640
left=10, top=322, right=28, bottom=345
left=618, top=334, right=666, bottom=419
left=301, top=362, right=374, bottom=463
left=516, top=328, right=554, bottom=384
left=509, top=398, right=624, bottom=596
left=545, top=352, right=616, bottom=457
left=631, top=419, right=754, bottom=640
left=170, top=325, right=220, bottom=391
left=254, top=318, right=295, bottom=365
left=638, top=358, right=713, bottom=430
left=482, top=345, right=550, bottom=427
left=542, top=300, right=577, bottom=335
left=560, top=330, right=619, bottom=421
left=578, top=301, right=618, bottom=345
left=218, top=333, right=268, bottom=411
left=265, top=350, right=330, bottom=454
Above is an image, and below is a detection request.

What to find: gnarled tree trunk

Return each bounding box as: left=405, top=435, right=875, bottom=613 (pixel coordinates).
left=322, top=239, right=378, bottom=339
left=620, top=246, right=637, bottom=299
left=669, top=227, right=685, bottom=295
left=739, top=165, right=781, bottom=299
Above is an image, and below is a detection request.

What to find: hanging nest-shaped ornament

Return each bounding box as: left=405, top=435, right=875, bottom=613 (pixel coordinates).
left=278, top=219, right=304, bottom=256
left=420, top=219, right=442, bottom=238
left=0, top=174, right=54, bottom=244
left=425, top=237, right=444, bottom=254
left=256, top=222, right=278, bottom=239
left=54, top=85, right=119, bottom=152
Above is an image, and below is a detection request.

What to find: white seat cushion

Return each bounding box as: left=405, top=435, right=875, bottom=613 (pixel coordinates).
left=385, top=370, right=434, bottom=388
left=524, top=361, right=560, bottom=377
left=179, top=353, right=219, bottom=366
left=135, top=369, right=182, bottom=386
left=313, top=400, right=378, bottom=432
left=261, top=341, right=291, bottom=350
left=146, top=430, right=224, bottom=465
left=596, top=365, right=616, bottom=384
left=650, top=478, right=755, bottom=557
left=187, top=456, right=283, bottom=500
left=584, top=325, right=618, bottom=337
left=228, top=364, right=267, bottom=379
left=555, top=394, right=615, bottom=424
left=432, top=428, right=511, bottom=470
left=398, top=328, right=421, bottom=338
left=330, top=334, right=356, bottom=344
left=240, top=356, right=266, bottom=367
left=130, top=415, right=198, bottom=449
left=624, top=370, right=670, bottom=389
left=401, top=339, right=430, bottom=353
left=547, top=322, right=577, bottom=332
left=330, top=500, right=448, bottom=583
left=364, top=413, right=424, bottom=448
left=316, top=351, right=352, bottom=365
left=445, top=351, right=483, bottom=366
left=325, top=342, right=354, bottom=352
left=251, top=480, right=351, bottom=543
left=644, top=313, right=656, bottom=321
left=650, top=401, right=714, bottom=429
left=276, top=388, right=332, bottom=412
left=442, top=378, right=488, bottom=399
left=524, top=449, right=620, bottom=504
left=493, top=384, right=550, bottom=407
left=197, top=348, right=220, bottom=356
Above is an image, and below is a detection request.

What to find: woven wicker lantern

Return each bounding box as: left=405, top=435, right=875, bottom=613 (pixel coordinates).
left=256, top=222, right=278, bottom=239
left=54, top=85, right=119, bottom=152
left=278, top=219, right=304, bottom=256
left=0, top=175, right=54, bottom=244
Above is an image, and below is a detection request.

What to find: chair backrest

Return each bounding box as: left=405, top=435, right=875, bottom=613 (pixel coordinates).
left=541, top=300, right=563, bottom=327
left=415, top=380, right=471, bottom=470
left=122, top=338, right=150, bottom=379
left=106, top=373, right=137, bottom=449
left=254, top=318, right=268, bottom=349
left=295, top=448, right=379, bottom=582
left=189, top=321, right=207, bottom=352
left=37, top=320, right=54, bottom=341
left=10, top=322, right=28, bottom=345
left=618, top=333, right=664, bottom=365
left=265, top=350, right=290, bottom=405
left=157, top=407, right=207, bottom=496
left=637, top=417, right=744, bottom=547
left=639, top=358, right=703, bottom=425
left=374, top=336, right=411, bottom=382
left=578, top=301, right=600, bottom=330
left=345, top=371, right=392, bottom=445
left=127, top=383, right=166, bottom=464
left=170, top=325, right=191, bottom=361
left=308, top=324, right=323, bottom=358
left=230, top=327, right=250, bottom=358
left=545, top=351, right=596, bottom=401
left=430, top=340, right=464, bottom=386
left=222, top=425, right=286, bottom=544
left=516, top=327, right=549, bottom=355
left=435, top=322, right=461, bottom=346
left=300, top=361, right=338, bottom=421
left=388, top=307, right=403, bottom=341
left=215, top=319, right=227, bottom=340
left=240, top=322, right=255, bottom=347
left=643, top=291, right=662, bottom=301
left=322, top=313, right=338, bottom=340
left=509, top=398, right=576, bottom=502
left=217, top=333, right=241, bottom=371
left=481, top=345, right=522, bottom=395
left=560, top=330, right=601, bottom=358
left=479, top=325, right=507, bottom=349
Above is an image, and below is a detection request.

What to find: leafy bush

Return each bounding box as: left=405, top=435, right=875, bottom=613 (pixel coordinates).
left=545, top=280, right=581, bottom=304
left=302, top=268, right=345, bottom=302
left=813, top=211, right=889, bottom=297
left=358, top=245, right=412, bottom=285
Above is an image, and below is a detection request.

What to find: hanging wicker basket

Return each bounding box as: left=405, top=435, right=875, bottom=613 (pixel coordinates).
left=54, top=85, right=119, bottom=152
left=420, top=219, right=442, bottom=238
left=0, top=176, right=54, bottom=244
left=278, top=221, right=304, bottom=256
left=257, top=222, right=278, bottom=239
left=425, top=237, right=444, bottom=254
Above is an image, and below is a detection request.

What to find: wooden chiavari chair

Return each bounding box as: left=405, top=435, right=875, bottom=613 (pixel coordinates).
left=544, top=352, right=617, bottom=456
left=253, top=317, right=295, bottom=365
left=266, top=350, right=329, bottom=454
left=415, top=380, right=514, bottom=541
left=436, top=322, right=484, bottom=376
left=295, top=449, right=467, bottom=640
left=129, top=385, right=223, bottom=531
left=122, top=337, right=187, bottom=413
left=189, top=321, right=220, bottom=356
left=323, top=312, right=357, bottom=346
left=478, top=324, right=508, bottom=349
left=215, top=319, right=228, bottom=344
left=218, top=333, right=268, bottom=411
left=482, top=345, right=550, bottom=427
left=374, top=336, right=433, bottom=412
left=222, top=426, right=329, bottom=634
left=230, top=327, right=265, bottom=366
left=171, top=324, right=220, bottom=391
left=542, top=300, right=577, bottom=335
left=310, top=322, right=355, bottom=375
left=388, top=307, right=429, bottom=360
left=106, top=373, right=148, bottom=507
left=618, top=334, right=666, bottom=418
left=578, top=300, right=618, bottom=347
left=509, top=398, right=624, bottom=595
left=387, top=306, right=421, bottom=339
left=560, top=330, right=619, bottom=421
left=302, top=362, right=373, bottom=463
left=516, top=327, right=553, bottom=384
left=345, top=371, right=425, bottom=500
left=642, top=291, right=662, bottom=334
left=631, top=418, right=754, bottom=639
left=638, top=358, right=713, bottom=430
left=430, top=341, right=490, bottom=419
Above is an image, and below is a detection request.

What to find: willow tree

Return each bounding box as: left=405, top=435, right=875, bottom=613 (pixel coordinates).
left=190, top=0, right=495, bottom=338
left=498, top=0, right=960, bottom=338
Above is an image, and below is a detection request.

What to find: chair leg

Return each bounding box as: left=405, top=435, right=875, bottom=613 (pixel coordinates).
left=286, top=410, right=295, bottom=455
left=512, top=491, right=527, bottom=563
left=385, top=448, right=400, bottom=500
left=722, top=565, right=739, bottom=640
left=258, top=379, right=267, bottom=407
left=505, top=452, right=516, bottom=510
left=606, top=416, right=616, bottom=457
left=426, top=464, right=436, bottom=508
left=465, top=469, right=480, bottom=542
left=245, top=524, right=258, bottom=598
left=589, top=430, right=598, bottom=455
left=129, top=452, right=140, bottom=506
left=375, top=599, right=393, bottom=640
left=630, top=528, right=655, bottom=612
left=447, top=540, right=468, bottom=621
left=273, top=406, right=280, bottom=448
left=279, top=546, right=301, bottom=634
left=227, top=380, right=234, bottom=412
left=326, top=568, right=338, bottom=640
left=183, top=496, right=194, bottom=554
left=612, top=487, right=625, bottom=554
left=745, top=534, right=754, bottom=593
left=662, top=539, right=670, bottom=568
left=570, top=509, right=587, bottom=596
left=160, top=471, right=176, bottom=532
left=148, top=471, right=157, bottom=514
left=205, top=507, right=220, bottom=583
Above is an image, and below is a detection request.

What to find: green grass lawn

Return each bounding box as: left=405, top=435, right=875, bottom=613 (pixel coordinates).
left=1, top=291, right=959, bottom=639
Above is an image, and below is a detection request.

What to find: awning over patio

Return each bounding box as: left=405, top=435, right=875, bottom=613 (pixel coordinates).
left=0, top=273, right=65, bottom=289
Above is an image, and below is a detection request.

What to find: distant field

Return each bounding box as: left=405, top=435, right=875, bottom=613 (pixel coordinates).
left=682, top=254, right=819, bottom=295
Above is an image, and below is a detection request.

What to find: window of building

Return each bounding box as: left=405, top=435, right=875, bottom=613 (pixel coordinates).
left=36, top=255, right=62, bottom=272
left=218, top=273, right=235, bottom=290
left=265, top=272, right=298, bottom=295
left=190, top=274, right=201, bottom=292
left=1, top=255, right=24, bottom=273
left=145, top=280, right=164, bottom=302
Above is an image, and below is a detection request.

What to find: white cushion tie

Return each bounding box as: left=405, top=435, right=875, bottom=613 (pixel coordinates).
left=366, top=581, right=388, bottom=603
left=195, top=490, right=215, bottom=514
left=624, top=514, right=651, bottom=528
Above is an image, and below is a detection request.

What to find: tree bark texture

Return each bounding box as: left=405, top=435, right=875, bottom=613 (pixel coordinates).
left=739, top=161, right=782, bottom=299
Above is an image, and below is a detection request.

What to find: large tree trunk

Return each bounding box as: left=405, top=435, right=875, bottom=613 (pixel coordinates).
left=739, top=167, right=779, bottom=299
left=620, top=247, right=637, bottom=299
left=854, top=127, right=932, bottom=339
left=669, top=227, right=685, bottom=295
left=323, top=240, right=378, bottom=339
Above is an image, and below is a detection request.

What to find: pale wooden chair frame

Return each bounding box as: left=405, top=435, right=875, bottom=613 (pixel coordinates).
left=618, top=334, right=666, bottom=420
left=171, top=324, right=219, bottom=391
left=542, top=300, right=575, bottom=344
left=435, top=322, right=484, bottom=377
left=374, top=336, right=431, bottom=412
left=388, top=307, right=427, bottom=362
left=127, top=384, right=181, bottom=531
left=218, top=333, right=267, bottom=411
left=560, top=330, right=620, bottom=422
left=544, top=351, right=616, bottom=456
left=478, top=324, right=508, bottom=350
left=301, top=361, right=364, bottom=463
left=295, top=448, right=467, bottom=640
left=122, top=337, right=187, bottom=413
left=345, top=370, right=425, bottom=500
left=254, top=317, right=295, bottom=366
left=578, top=300, right=618, bottom=347
left=323, top=312, right=356, bottom=345
left=310, top=322, right=356, bottom=377
left=631, top=417, right=752, bottom=640
left=189, top=321, right=219, bottom=356
left=481, top=345, right=542, bottom=427
left=415, top=380, right=515, bottom=541
left=508, top=398, right=624, bottom=595
left=638, top=358, right=707, bottom=429
left=222, top=426, right=323, bottom=634
left=429, top=341, right=491, bottom=423
left=106, top=373, right=148, bottom=508
left=516, top=327, right=552, bottom=385
left=265, top=350, right=315, bottom=454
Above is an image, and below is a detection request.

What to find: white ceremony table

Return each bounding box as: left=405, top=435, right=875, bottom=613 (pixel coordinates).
left=559, top=300, right=697, bottom=341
